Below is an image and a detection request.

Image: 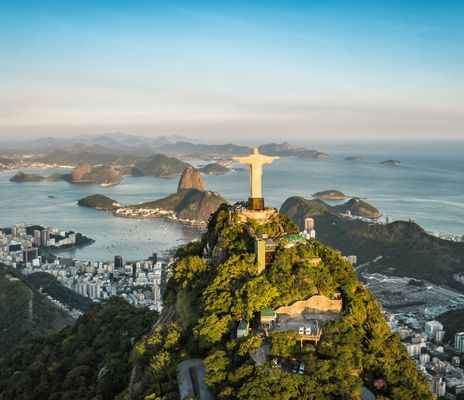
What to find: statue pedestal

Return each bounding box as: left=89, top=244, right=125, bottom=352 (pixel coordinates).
left=249, top=197, right=264, bottom=211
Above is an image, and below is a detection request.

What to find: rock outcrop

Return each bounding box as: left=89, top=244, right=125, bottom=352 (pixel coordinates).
left=177, top=166, right=205, bottom=192
left=71, top=163, right=93, bottom=182
left=132, top=167, right=226, bottom=222
left=70, top=164, right=121, bottom=185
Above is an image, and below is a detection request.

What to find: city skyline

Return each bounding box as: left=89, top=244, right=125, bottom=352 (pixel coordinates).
left=1, top=0, right=464, bottom=141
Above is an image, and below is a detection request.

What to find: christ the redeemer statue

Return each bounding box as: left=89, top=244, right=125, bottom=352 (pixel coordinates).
left=233, top=147, right=279, bottom=210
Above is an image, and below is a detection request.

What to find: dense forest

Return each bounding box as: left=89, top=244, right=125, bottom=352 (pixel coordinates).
left=0, top=267, right=74, bottom=354
left=0, top=298, right=157, bottom=400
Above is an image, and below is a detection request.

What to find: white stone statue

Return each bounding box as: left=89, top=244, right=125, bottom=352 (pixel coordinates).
left=233, top=147, right=279, bottom=199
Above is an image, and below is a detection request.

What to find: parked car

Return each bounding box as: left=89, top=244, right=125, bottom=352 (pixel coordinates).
left=298, top=326, right=304, bottom=334
left=298, top=363, right=305, bottom=375
left=305, top=326, right=312, bottom=335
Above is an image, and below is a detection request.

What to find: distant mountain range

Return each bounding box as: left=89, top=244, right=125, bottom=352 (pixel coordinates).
left=0, top=133, right=329, bottom=159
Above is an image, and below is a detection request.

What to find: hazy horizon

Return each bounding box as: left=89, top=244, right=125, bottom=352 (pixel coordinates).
left=1, top=1, right=463, bottom=141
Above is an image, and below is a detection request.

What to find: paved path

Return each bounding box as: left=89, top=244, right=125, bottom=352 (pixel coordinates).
left=361, top=386, right=376, bottom=400
left=252, top=344, right=269, bottom=365
left=177, top=359, right=214, bottom=400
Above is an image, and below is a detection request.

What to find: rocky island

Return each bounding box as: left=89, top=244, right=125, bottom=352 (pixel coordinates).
left=199, top=162, right=230, bottom=175
left=381, top=159, right=402, bottom=166
left=70, top=163, right=122, bottom=185
left=313, top=189, right=348, bottom=200
left=78, top=194, right=122, bottom=210
left=10, top=171, right=48, bottom=182
left=257, top=142, right=330, bottom=159
left=10, top=163, right=122, bottom=186
left=9, top=171, right=66, bottom=182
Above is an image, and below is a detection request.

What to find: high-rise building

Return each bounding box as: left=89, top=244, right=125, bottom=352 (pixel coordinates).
left=425, top=321, right=443, bottom=338
left=429, top=375, right=446, bottom=398
left=435, top=330, right=445, bottom=342
left=89, top=282, right=101, bottom=299
left=114, top=255, right=123, bottom=270
left=455, top=332, right=464, bottom=352
left=304, top=218, right=315, bottom=231
left=33, top=230, right=41, bottom=245
left=420, top=353, right=430, bottom=365
left=385, top=216, right=393, bottom=224
left=406, top=343, right=422, bottom=357
left=41, top=229, right=50, bottom=246
left=132, top=263, right=137, bottom=279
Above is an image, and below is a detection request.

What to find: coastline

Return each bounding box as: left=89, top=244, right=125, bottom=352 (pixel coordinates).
left=112, top=208, right=207, bottom=229
left=47, top=237, right=96, bottom=254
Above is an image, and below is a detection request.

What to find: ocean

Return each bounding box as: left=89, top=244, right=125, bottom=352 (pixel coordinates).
left=0, top=140, right=463, bottom=261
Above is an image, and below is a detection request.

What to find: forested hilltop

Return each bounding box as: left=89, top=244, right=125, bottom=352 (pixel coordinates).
left=125, top=205, right=432, bottom=400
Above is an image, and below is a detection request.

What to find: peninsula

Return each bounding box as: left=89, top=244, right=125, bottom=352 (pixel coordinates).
left=78, top=165, right=228, bottom=225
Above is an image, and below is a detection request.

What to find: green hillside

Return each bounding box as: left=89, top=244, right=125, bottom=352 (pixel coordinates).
left=0, top=268, right=74, bottom=354
left=125, top=205, right=432, bottom=399
left=24, top=272, right=92, bottom=312
left=438, top=308, right=464, bottom=340
left=0, top=297, right=157, bottom=400
left=280, top=197, right=464, bottom=288
left=333, top=197, right=382, bottom=218
left=82, top=165, right=122, bottom=184
left=135, top=189, right=227, bottom=221
left=131, top=154, right=190, bottom=178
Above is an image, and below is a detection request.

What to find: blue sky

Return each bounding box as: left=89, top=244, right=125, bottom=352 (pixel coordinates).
left=1, top=0, right=463, bottom=141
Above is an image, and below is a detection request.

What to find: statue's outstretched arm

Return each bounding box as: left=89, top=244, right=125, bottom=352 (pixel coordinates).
left=232, top=155, right=254, bottom=163
left=261, top=155, right=280, bottom=164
